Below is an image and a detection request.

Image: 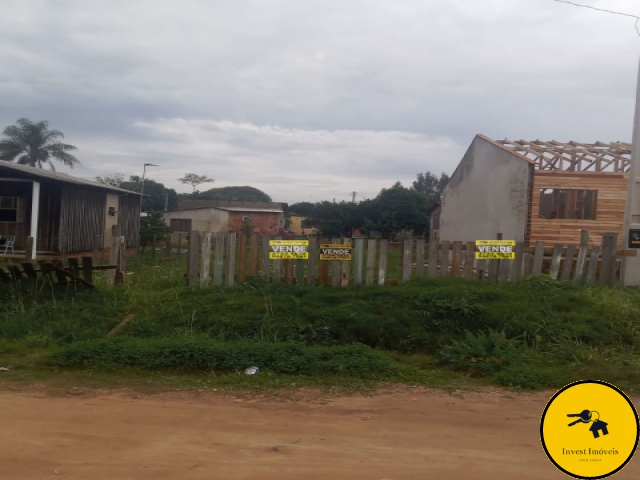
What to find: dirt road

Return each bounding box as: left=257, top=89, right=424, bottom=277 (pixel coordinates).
left=0, top=386, right=637, bottom=479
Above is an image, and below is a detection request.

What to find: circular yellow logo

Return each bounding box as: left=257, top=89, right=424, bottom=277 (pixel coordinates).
left=540, top=380, right=639, bottom=479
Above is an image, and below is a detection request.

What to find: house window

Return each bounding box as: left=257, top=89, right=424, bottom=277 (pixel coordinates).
left=539, top=189, right=598, bottom=220
left=170, top=218, right=192, bottom=232
left=0, top=197, right=19, bottom=223
left=242, top=216, right=250, bottom=223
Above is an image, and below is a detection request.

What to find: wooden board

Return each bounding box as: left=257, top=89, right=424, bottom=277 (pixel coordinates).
left=213, top=232, right=226, bottom=285
left=450, top=241, right=461, bottom=279
left=548, top=245, right=563, bottom=280
left=439, top=241, right=450, bottom=278
left=402, top=239, right=413, bottom=282
left=561, top=245, right=577, bottom=282
left=427, top=239, right=438, bottom=278
left=226, top=232, right=236, bottom=286
left=415, top=239, right=425, bottom=279
left=366, top=239, right=376, bottom=285
left=307, top=236, right=317, bottom=285
left=353, top=238, right=364, bottom=285
left=378, top=239, right=388, bottom=285
left=464, top=241, right=475, bottom=280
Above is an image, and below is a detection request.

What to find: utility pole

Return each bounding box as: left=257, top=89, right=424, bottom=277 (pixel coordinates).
left=351, top=191, right=357, bottom=203
left=621, top=59, right=640, bottom=286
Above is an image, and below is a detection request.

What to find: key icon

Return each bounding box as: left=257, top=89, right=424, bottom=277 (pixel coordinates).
left=567, top=409, right=592, bottom=426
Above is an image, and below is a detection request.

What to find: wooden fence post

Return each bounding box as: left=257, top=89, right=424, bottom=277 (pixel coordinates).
left=549, top=245, right=564, bottom=280
left=187, top=230, right=199, bottom=287
left=378, top=239, right=388, bottom=285
left=119, top=236, right=126, bottom=279
left=532, top=241, right=545, bottom=276
left=523, top=253, right=534, bottom=277
left=574, top=229, right=589, bottom=284
left=226, top=232, right=237, bottom=286
left=261, top=235, right=271, bottom=281
left=213, top=232, right=226, bottom=285
left=427, top=236, right=438, bottom=278
left=177, top=233, right=183, bottom=257
left=353, top=237, right=365, bottom=285
left=307, top=236, right=317, bottom=285
left=439, top=241, right=451, bottom=278
left=238, top=232, right=247, bottom=283
left=587, top=246, right=601, bottom=284
left=366, top=239, right=376, bottom=285
left=331, top=237, right=341, bottom=287
left=451, top=241, right=462, bottom=279
left=249, top=233, right=259, bottom=278
left=272, top=236, right=282, bottom=283
left=512, top=242, right=524, bottom=282
left=487, top=233, right=501, bottom=282
left=402, top=239, right=413, bottom=282
left=200, top=232, right=212, bottom=287
left=465, top=241, right=475, bottom=280
left=498, top=255, right=511, bottom=283
left=561, top=245, right=577, bottom=282
left=341, top=238, right=352, bottom=287
left=600, top=233, right=617, bottom=286
left=295, top=236, right=305, bottom=285
left=415, top=239, right=425, bottom=279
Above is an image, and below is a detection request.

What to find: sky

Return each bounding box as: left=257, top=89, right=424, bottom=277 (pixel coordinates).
left=1, top=0, right=639, bottom=203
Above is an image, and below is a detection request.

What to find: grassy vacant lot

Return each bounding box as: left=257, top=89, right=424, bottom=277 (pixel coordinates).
left=1, top=252, right=639, bottom=392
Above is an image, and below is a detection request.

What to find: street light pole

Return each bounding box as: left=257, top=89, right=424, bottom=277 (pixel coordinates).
left=621, top=59, right=640, bottom=286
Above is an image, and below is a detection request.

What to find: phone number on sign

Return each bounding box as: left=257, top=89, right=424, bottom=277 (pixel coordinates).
left=475, top=252, right=515, bottom=260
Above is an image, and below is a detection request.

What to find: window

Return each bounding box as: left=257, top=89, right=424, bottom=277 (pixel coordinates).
left=242, top=216, right=250, bottom=223
left=539, top=189, right=598, bottom=220
left=0, top=197, right=19, bottom=223
left=170, top=218, right=192, bottom=232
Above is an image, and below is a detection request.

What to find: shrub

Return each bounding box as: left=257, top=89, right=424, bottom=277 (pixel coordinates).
left=49, top=338, right=396, bottom=376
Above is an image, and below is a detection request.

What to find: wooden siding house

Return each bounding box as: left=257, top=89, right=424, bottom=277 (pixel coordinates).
left=0, top=162, right=141, bottom=257
left=436, top=134, right=631, bottom=247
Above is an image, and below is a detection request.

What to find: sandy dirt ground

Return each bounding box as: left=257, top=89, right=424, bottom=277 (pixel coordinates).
left=0, top=385, right=638, bottom=480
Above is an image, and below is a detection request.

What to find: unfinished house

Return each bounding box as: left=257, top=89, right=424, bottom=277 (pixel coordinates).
left=436, top=134, right=630, bottom=247
left=0, top=162, right=141, bottom=257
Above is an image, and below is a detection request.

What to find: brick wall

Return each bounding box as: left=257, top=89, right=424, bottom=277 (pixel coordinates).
left=227, top=212, right=284, bottom=234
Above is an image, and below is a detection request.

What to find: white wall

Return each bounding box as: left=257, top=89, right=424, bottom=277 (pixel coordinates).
left=439, top=136, right=532, bottom=242
left=163, top=208, right=229, bottom=242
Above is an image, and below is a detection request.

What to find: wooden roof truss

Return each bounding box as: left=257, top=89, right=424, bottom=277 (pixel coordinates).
left=496, top=139, right=631, bottom=173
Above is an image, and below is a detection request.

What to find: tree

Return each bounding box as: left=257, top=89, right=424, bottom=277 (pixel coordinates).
left=95, top=173, right=125, bottom=187
left=139, top=212, right=172, bottom=251
left=0, top=118, right=80, bottom=170
left=183, top=185, right=272, bottom=202
left=179, top=173, right=215, bottom=193
left=368, top=184, right=430, bottom=238
left=288, top=201, right=316, bottom=217
left=412, top=171, right=450, bottom=204
left=120, top=176, right=179, bottom=212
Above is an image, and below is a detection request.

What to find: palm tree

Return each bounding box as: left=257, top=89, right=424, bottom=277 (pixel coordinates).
left=0, top=118, right=80, bottom=170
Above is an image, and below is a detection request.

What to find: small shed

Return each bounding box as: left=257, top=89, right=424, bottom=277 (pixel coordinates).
left=0, top=162, right=141, bottom=257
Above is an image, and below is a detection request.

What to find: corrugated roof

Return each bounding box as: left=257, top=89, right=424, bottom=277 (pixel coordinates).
left=0, top=162, right=142, bottom=195
left=213, top=207, right=284, bottom=213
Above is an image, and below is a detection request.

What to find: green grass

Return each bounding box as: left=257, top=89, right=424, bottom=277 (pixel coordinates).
left=1, top=251, right=640, bottom=393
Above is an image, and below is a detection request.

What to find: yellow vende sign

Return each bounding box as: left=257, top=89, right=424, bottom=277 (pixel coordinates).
left=269, top=239, right=309, bottom=260
left=475, top=240, right=516, bottom=260
left=540, top=380, right=639, bottom=479
left=320, top=244, right=352, bottom=261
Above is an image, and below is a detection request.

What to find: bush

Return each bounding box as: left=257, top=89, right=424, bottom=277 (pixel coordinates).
left=495, top=364, right=556, bottom=390
left=49, top=338, right=396, bottom=376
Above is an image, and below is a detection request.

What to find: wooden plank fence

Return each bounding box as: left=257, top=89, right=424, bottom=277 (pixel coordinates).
left=183, top=231, right=634, bottom=287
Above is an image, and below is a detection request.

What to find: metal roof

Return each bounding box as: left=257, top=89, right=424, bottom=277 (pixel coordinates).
left=0, top=162, right=142, bottom=195
left=211, top=207, right=284, bottom=213
left=483, top=136, right=632, bottom=173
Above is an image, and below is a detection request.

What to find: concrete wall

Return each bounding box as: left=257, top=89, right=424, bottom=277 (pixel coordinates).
left=103, top=193, right=119, bottom=249
left=163, top=208, right=229, bottom=243
left=439, top=136, right=532, bottom=242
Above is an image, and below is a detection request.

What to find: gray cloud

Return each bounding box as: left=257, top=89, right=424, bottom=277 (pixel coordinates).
left=0, top=0, right=639, bottom=201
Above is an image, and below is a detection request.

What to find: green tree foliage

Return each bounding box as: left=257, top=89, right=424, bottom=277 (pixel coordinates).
left=412, top=171, right=450, bottom=204
left=95, top=173, right=125, bottom=187
left=0, top=118, right=79, bottom=170
left=120, top=176, right=179, bottom=212
left=179, top=173, right=215, bottom=193
left=183, top=185, right=272, bottom=202
left=288, top=201, right=316, bottom=216
left=139, top=211, right=172, bottom=246
left=367, top=183, right=430, bottom=237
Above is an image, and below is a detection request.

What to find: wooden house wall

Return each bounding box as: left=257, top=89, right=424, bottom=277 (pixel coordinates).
left=37, top=183, right=62, bottom=252
left=59, top=186, right=106, bottom=253
left=0, top=182, right=30, bottom=249
left=530, top=171, right=627, bottom=247
left=119, top=194, right=140, bottom=248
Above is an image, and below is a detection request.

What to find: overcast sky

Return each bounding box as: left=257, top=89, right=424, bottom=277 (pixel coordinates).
left=1, top=0, right=639, bottom=202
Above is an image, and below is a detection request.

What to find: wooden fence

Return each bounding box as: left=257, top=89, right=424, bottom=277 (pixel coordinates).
left=184, top=231, right=635, bottom=287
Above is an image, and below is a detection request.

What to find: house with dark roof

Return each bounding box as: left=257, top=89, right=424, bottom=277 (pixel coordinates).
left=435, top=134, right=630, bottom=247
left=0, top=162, right=142, bottom=257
